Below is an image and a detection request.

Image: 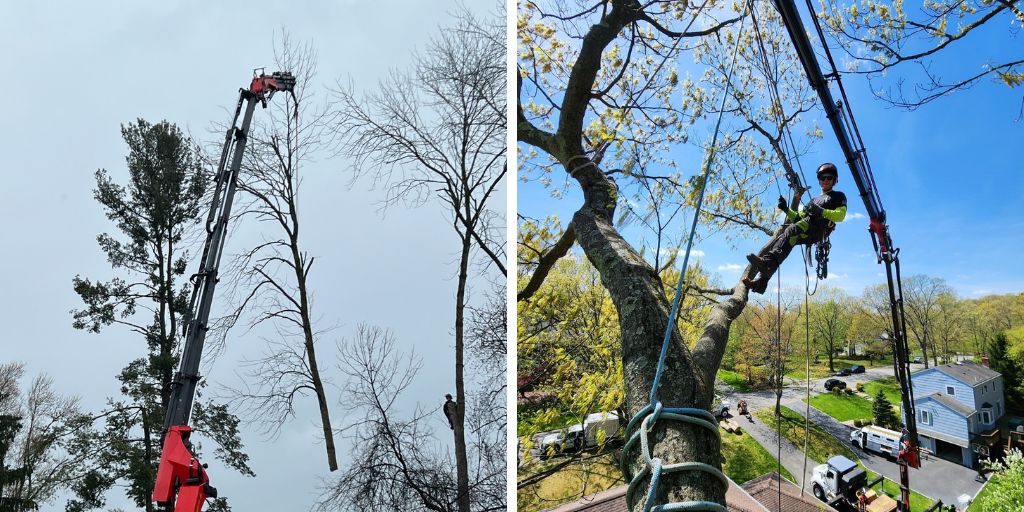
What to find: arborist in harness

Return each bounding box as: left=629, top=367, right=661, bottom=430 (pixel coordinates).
left=443, top=394, right=457, bottom=430
left=742, top=163, right=847, bottom=294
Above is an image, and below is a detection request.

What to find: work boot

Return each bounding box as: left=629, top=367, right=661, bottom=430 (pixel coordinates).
left=742, top=275, right=769, bottom=294
left=746, top=253, right=766, bottom=270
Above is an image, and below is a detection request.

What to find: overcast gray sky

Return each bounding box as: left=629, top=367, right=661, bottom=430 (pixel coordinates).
left=0, top=1, right=502, bottom=510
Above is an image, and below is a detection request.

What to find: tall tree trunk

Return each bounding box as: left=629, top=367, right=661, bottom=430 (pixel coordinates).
left=293, top=240, right=338, bottom=472
left=568, top=153, right=749, bottom=509
left=454, top=234, right=471, bottom=512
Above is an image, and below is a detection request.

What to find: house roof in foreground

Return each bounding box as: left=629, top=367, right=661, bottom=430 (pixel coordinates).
left=540, top=472, right=836, bottom=512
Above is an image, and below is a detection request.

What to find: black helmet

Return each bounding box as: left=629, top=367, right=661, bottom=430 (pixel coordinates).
left=817, top=162, right=838, bottom=180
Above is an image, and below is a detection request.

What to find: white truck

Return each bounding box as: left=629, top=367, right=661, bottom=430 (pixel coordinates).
left=582, top=411, right=623, bottom=447
left=810, top=455, right=868, bottom=505
left=851, top=425, right=902, bottom=459
left=537, top=411, right=623, bottom=458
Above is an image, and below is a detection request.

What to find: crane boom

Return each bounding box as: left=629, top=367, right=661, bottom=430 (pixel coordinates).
left=152, top=70, right=295, bottom=512
left=769, top=0, right=920, bottom=509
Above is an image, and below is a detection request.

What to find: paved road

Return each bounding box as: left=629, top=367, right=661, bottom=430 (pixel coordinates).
left=722, top=363, right=984, bottom=509
left=784, top=398, right=984, bottom=508
left=732, top=408, right=818, bottom=488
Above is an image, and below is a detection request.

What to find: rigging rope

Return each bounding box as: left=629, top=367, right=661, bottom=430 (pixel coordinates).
left=747, top=0, right=810, bottom=196
left=774, top=272, right=783, bottom=512
left=801, top=245, right=813, bottom=496
left=619, top=7, right=749, bottom=512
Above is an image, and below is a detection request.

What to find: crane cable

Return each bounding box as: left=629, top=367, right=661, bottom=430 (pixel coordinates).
left=747, top=1, right=821, bottom=500
left=619, top=7, right=749, bottom=511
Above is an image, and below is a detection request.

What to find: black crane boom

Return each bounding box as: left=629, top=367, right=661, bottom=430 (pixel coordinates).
left=151, top=70, right=295, bottom=512
left=769, top=0, right=921, bottom=509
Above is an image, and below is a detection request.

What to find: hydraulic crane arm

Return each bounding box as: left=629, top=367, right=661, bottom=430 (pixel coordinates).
left=768, top=0, right=920, bottom=509
left=152, top=70, right=295, bottom=512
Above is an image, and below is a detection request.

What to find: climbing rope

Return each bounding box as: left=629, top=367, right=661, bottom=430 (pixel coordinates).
left=774, top=272, right=783, bottom=512
left=801, top=246, right=813, bottom=496
left=618, top=7, right=749, bottom=512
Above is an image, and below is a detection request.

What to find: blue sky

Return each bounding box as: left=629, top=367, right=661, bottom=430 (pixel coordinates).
left=518, top=9, right=1024, bottom=300
left=1, top=2, right=499, bottom=511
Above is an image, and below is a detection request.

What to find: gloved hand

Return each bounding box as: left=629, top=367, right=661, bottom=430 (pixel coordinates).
left=805, top=202, right=823, bottom=218
left=777, top=195, right=788, bottom=212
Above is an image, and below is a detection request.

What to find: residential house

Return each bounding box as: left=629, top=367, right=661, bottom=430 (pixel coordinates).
left=909, top=361, right=1004, bottom=467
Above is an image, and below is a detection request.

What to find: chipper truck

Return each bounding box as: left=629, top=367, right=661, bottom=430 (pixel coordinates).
left=810, top=455, right=898, bottom=512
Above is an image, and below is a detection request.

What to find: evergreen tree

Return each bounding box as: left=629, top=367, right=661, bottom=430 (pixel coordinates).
left=988, top=333, right=1024, bottom=413
left=70, top=119, right=252, bottom=510
left=873, top=390, right=899, bottom=430
left=0, top=415, right=34, bottom=512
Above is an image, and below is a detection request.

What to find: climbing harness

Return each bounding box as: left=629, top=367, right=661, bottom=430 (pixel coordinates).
left=618, top=6, right=749, bottom=511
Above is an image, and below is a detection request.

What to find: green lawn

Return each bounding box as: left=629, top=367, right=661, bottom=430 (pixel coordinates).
left=863, top=377, right=903, bottom=406
left=806, top=392, right=874, bottom=422
left=755, top=405, right=857, bottom=463
left=517, top=453, right=623, bottom=512
left=755, top=406, right=934, bottom=509
left=720, top=426, right=795, bottom=484
left=717, top=369, right=751, bottom=392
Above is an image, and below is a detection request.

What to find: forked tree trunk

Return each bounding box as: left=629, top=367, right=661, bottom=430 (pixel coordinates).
left=568, top=154, right=752, bottom=509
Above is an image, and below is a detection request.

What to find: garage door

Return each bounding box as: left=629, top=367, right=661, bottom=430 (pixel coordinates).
left=934, top=439, right=964, bottom=464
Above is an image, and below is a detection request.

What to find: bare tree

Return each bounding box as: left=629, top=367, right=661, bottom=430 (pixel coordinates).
left=318, top=323, right=504, bottom=512
left=744, top=297, right=801, bottom=414
left=903, top=275, right=953, bottom=368
left=217, top=32, right=339, bottom=471
left=934, top=292, right=965, bottom=363
left=331, top=7, right=506, bottom=511
left=811, top=288, right=853, bottom=372
left=0, top=363, right=93, bottom=510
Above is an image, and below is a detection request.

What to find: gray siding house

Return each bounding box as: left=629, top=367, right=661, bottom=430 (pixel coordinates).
left=909, top=361, right=1004, bottom=468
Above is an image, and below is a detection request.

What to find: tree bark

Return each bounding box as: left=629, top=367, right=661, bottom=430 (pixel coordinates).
left=454, top=234, right=471, bottom=512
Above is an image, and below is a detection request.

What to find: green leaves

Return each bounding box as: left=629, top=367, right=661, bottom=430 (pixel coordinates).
left=68, top=119, right=249, bottom=509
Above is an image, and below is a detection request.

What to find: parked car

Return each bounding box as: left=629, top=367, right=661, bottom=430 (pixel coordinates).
left=712, top=396, right=732, bottom=419
left=913, top=356, right=923, bottom=364
left=849, top=365, right=866, bottom=374
left=824, top=378, right=847, bottom=391
left=835, top=368, right=852, bottom=376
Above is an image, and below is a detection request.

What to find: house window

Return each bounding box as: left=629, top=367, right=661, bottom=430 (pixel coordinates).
left=921, top=410, right=932, bottom=425
left=984, top=384, right=988, bottom=394
left=946, top=386, right=956, bottom=396
left=982, top=410, right=993, bottom=425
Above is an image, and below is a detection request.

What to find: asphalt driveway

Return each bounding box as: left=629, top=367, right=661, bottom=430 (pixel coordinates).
left=723, top=363, right=984, bottom=508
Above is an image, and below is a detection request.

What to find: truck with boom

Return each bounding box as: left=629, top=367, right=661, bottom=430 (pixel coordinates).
left=151, top=70, right=296, bottom=512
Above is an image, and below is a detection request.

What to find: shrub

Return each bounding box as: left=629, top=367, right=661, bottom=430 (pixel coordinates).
left=854, top=419, right=863, bottom=428
left=856, top=382, right=865, bottom=392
